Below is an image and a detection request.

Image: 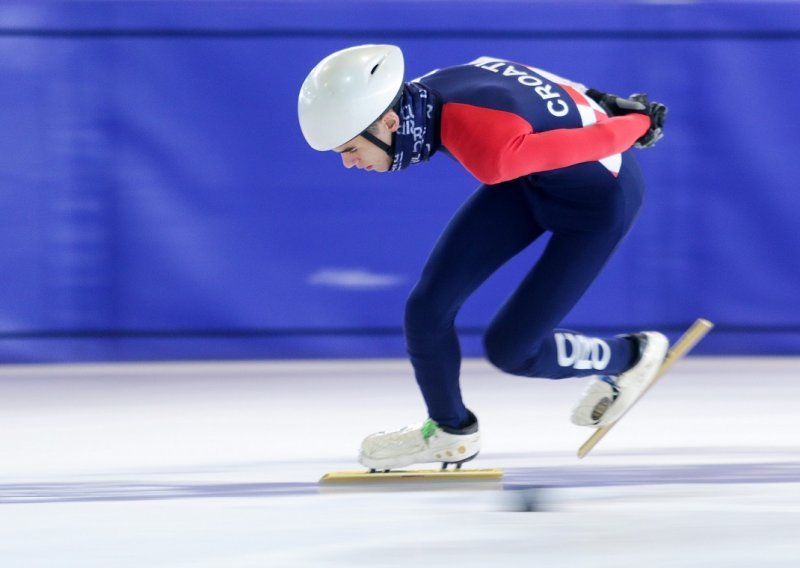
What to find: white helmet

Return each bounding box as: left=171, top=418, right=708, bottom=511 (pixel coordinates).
left=298, top=44, right=405, bottom=151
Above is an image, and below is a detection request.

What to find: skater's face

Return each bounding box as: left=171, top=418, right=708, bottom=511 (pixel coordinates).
left=333, top=111, right=399, bottom=172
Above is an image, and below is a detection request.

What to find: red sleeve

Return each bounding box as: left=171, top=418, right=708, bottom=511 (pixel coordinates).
left=440, top=102, right=650, bottom=185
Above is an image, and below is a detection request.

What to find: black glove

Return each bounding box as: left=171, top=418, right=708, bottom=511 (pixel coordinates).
left=629, top=93, right=667, bottom=149
left=585, top=89, right=667, bottom=149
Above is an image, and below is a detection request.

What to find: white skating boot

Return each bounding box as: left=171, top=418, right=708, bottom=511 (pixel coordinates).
left=571, top=332, right=669, bottom=427
left=358, top=411, right=481, bottom=471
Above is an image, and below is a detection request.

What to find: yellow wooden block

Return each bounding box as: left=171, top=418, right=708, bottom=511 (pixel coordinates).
left=319, top=468, right=504, bottom=483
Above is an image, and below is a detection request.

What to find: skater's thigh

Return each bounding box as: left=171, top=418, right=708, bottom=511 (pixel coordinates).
left=414, top=181, right=544, bottom=304
left=486, top=224, right=630, bottom=350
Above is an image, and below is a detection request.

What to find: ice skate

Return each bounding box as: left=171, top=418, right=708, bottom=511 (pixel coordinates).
left=571, top=332, right=669, bottom=427
left=358, top=411, right=481, bottom=471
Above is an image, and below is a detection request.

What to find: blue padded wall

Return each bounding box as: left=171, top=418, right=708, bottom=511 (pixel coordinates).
left=1, top=1, right=798, bottom=361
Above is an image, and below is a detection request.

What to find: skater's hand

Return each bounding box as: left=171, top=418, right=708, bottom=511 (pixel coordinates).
left=585, top=89, right=667, bottom=149
left=629, top=93, right=667, bottom=149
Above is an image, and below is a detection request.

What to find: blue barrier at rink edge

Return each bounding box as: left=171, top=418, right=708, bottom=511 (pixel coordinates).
left=0, top=1, right=799, bottom=362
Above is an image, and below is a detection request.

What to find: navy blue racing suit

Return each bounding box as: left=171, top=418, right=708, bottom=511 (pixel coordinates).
left=403, top=57, right=652, bottom=429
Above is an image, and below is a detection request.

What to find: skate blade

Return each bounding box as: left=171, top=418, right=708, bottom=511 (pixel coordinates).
left=319, top=468, right=503, bottom=483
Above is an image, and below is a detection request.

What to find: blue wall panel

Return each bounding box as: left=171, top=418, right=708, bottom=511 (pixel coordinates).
left=0, top=1, right=798, bottom=361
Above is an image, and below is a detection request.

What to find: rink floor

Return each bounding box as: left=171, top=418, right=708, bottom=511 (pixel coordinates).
left=1, top=357, right=799, bottom=567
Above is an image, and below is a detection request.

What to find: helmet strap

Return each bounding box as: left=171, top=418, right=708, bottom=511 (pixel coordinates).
left=359, top=129, right=394, bottom=157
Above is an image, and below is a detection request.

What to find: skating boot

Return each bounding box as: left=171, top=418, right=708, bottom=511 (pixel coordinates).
left=358, top=411, right=481, bottom=471
left=571, top=332, right=669, bottom=427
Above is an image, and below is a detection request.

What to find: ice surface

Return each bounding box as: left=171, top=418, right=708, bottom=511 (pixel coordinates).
left=1, top=357, right=798, bottom=566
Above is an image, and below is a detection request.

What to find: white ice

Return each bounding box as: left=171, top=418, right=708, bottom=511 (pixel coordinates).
left=1, top=357, right=799, bottom=567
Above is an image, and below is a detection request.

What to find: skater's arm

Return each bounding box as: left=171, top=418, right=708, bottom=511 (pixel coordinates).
left=440, top=102, right=649, bottom=185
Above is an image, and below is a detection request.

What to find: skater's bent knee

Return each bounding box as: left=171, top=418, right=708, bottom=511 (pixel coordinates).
left=483, top=332, right=528, bottom=376
left=483, top=327, right=555, bottom=377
